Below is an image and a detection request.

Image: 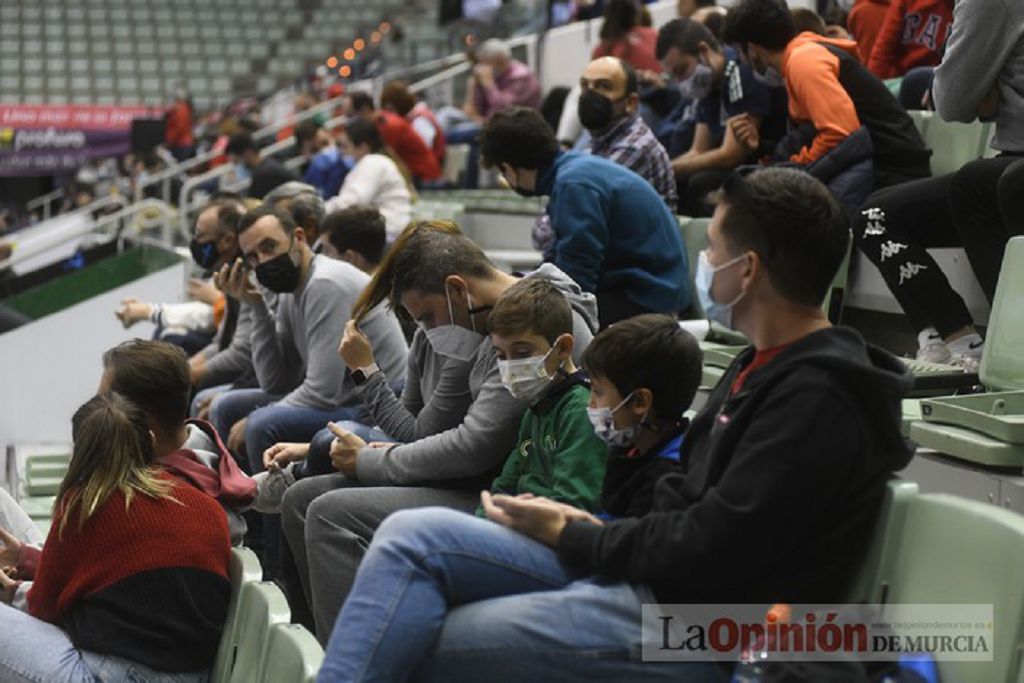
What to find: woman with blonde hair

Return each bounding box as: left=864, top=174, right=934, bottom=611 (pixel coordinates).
left=0, top=392, right=231, bottom=682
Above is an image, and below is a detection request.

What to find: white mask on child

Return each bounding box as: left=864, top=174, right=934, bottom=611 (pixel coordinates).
left=498, top=346, right=559, bottom=402
left=587, top=392, right=642, bottom=447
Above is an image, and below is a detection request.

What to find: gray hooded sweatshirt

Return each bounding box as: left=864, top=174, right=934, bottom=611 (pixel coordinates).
left=354, top=264, right=599, bottom=487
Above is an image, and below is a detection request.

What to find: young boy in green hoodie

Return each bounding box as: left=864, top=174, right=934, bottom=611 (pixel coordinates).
left=478, top=277, right=607, bottom=514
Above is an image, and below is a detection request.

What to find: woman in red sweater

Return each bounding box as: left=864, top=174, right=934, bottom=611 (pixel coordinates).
left=591, top=0, right=662, bottom=73
left=0, top=392, right=231, bottom=682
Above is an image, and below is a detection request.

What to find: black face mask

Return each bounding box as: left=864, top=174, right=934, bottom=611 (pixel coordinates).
left=255, top=247, right=301, bottom=293
left=189, top=238, right=220, bottom=270
left=577, top=89, right=624, bottom=132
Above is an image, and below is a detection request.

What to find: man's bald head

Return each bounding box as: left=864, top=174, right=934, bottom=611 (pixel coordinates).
left=580, top=56, right=638, bottom=102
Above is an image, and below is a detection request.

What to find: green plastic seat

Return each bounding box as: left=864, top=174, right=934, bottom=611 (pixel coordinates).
left=259, top=624, right=324, bottom=683
left=844, top=480, right=919, bottom=603
left=228, top=581, right=291, bottom=683
left=908, top=109, right=931, bottom=138
left=879, top=494, right=1024, bottom=683
left=212, top=547, right=264, bottom=683
left=917, top=111, right=990, bottom=177
left=411, top=200, right=465, bottom=227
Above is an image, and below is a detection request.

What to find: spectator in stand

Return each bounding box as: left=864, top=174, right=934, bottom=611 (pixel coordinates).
left=867, top=0, right=953, bottom=110
left=265, top=181, right=327, bottom=250
left=533, top=57, right=677, bottom=254
left=657, top=18, right=789, bottom=216
left=592, top=0, right=661, bottom=72
left=211, top=206, right=408, bottom=575
left=165, top=85, right=196, bottom=161
left=852, top=0, right=1024, bottom=368
left=677, top=0, right=716, bottom=17
left=318, top=206, right=387, bottom=275
left=847, top=0, right=891, bottom=62
left=0, top=392, right=232, bottom=682
left=482, top=107, right=690, bottom=328
left=349, top=91, right=442, bottom=186
left=723, top=0, right=930, bottom=210
left=294, top=120, right=350, bottom=200
left=325, top=119, right=414, bottom=238
left=225, top=132, right=300, bottom=200
left=380, top=81, right=447, bottom=171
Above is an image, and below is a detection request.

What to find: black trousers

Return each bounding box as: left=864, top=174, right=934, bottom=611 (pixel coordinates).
left=853, top=154, right=1023, bottom=336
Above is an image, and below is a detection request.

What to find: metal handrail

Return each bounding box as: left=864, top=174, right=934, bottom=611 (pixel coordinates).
left=0, top=198, right=174, bottom=272
left=24, top=188, right=65, bottom=222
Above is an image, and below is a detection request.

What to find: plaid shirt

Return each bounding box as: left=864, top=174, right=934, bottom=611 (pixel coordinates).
left=532, top=114, right=678, bottom=253
left=589, top=113, right=678, bottom=208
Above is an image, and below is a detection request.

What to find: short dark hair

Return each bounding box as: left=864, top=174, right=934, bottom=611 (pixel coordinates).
left=656, top=18, right=720, bottom=61
left=237, top=205, right=298, bottom=236
left=102, top=339, right=190, bottom=433
left=323, top=206, right=387, bottom=264
left=294, top=119, right=322, bottom=145
left=199, top=198, right=245, bottom=236
left=391, top=230, right=495, bottom=301
left=349, top=91, right=375, bottom=113
left=722, top=0, right=797, bottom=51
left=790, top=8, right=827, bottom=35
left=480, top=107, right=560, bottom=170
left=344, top=118, right=384, bottom=153
left=488, top=278, right=572, bottom=345
left=380, top=80, right=417, bottom=117
left=717, top=168, right=848, bottom=307
left=583, top=314, right=702, bottom=422
left=225, top=132, right=258, bottom=156
left=617, top=58, right=639, bottom=96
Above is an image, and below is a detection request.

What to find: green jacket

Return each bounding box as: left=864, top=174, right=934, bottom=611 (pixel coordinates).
left=478, top=376, right=608, bottom=516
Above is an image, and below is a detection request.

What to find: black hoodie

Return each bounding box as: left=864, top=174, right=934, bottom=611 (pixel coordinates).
left=558, top=326, right=914, bottom=605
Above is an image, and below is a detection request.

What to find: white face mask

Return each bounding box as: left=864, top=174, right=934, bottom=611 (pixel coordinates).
left=587, top=392, right=642, bottom=447
left=498, top=346, right=560, bottom=402
left=695, top=249, right=747, bottom=330
left=425, top=283, right=485, bottom=362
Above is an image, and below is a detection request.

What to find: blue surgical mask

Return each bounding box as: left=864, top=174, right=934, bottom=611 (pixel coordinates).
left=587, top=392, right=642, bottom=448
left=677, top=62, right=714, bottom=101
left=695, top=249, right=748, bottom=330
left=233, top=162, right=251, bottom=181
left=425, top=284, right=485, bottom=362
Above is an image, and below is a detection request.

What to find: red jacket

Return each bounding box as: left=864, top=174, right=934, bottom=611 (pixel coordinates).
left=409, top=101, right=446, bottom=167
left=165, top=100, right=195, bottom=148
left=867, top=0, right=953, bottom=79
left=591, top=27, right=662, bottom=73
left=375, top=110, right=442, bottom=182
left=847, top=0, right=891, bottom=62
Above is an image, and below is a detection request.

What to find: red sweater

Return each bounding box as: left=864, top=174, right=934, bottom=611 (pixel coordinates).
left=591, top=27, right=662, bottom=73
left=375, top=110, right=442, bottom=182
left=867, top=0, right=953, bottom=79
left=21, top=473, right=230, bottom=672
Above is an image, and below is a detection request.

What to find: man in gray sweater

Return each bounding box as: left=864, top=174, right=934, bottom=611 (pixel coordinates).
left=280, top=230, right=599, bottom=642
left=212, top=205, right=408, bottom=574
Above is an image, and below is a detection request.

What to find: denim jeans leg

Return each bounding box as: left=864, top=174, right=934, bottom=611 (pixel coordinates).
left=0, top=603, right=95, bottom=683
left=416, top=579, right=731, bottom=683
left=207, top=388, right=281, bottom=453
left=190, top=383, right=230, bottom=418
left=317, top=507, right=578, bottom=681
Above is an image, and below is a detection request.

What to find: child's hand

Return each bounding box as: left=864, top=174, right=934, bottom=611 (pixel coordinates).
left=263, top=442, right=311, bottom=471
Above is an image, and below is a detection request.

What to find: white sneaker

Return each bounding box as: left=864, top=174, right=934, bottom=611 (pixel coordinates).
left=947, top=333, right=984, bottom=374
left=252, top=464, right=296, bottom=514
left=916, top=327, right=951, bottom=364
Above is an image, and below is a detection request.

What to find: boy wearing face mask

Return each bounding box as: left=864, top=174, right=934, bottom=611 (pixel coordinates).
left=477, top=278, right=608, bottom=516
left=656, top=18, right=789, bottom=216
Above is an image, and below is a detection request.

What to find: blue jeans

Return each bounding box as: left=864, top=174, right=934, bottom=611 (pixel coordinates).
left=0, top=603, right=208, bottom=683
left=208, top=388, right=282, bottom=460
left=446, top=123, right=482, bottom=189
left=316, top=508, right=729, bottom=683
left=296, top=423, right=396, bottom=480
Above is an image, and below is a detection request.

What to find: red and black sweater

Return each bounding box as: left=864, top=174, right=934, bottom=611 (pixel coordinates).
left=18, top=472, right=231, bottom=672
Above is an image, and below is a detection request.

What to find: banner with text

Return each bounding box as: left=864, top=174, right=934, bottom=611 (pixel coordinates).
left=0, top=105, right=157, bottom=176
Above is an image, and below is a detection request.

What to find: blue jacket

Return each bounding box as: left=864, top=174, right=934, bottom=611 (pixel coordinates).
left=537, top=152, right=690, bottom=314
left=303, top=147, right=350, bottom=199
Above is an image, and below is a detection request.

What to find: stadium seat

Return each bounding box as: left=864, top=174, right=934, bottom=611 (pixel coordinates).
left=844, top=479, right=919, bottom=603
left=211, top=547, right=264, bottom=683
left=916, top=111, right=991, bottom=177
left=228, top=581, right=291, bottom=683
left=881, top=494, right=1024, bottom=683
left=259, top=624, right=324, bottom=683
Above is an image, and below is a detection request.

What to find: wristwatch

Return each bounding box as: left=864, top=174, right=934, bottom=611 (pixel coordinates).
left=351, top=363, right=380, bottom=386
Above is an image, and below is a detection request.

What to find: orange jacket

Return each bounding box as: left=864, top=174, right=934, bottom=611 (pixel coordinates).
left=782, top=32, right=862, bottom=165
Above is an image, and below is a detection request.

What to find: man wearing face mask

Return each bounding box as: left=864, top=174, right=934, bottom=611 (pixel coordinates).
left=225, top=132, right=300, bottom=200
left=532, top=57, right=677, bottom=255
left=656, top=18, right=789, bottom=216
left=722, top=0, right=930, bottom=195
left=482, top=107, right=690, bottom=328
left=278, top=229, right=598, bottom=642
left=212, top=205, right=408, bottom=577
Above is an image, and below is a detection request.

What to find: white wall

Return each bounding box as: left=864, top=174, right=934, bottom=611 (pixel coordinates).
left=0, top=258, right=187, bottom=450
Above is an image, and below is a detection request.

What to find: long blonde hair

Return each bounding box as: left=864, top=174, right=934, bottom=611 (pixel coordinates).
left=57, top=392, right=177, bottom=538
left=352, top=218, right=463, bottom=322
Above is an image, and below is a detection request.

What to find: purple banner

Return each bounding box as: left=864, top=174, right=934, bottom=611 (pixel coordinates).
left=0, top=128, right=134, bottom=176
